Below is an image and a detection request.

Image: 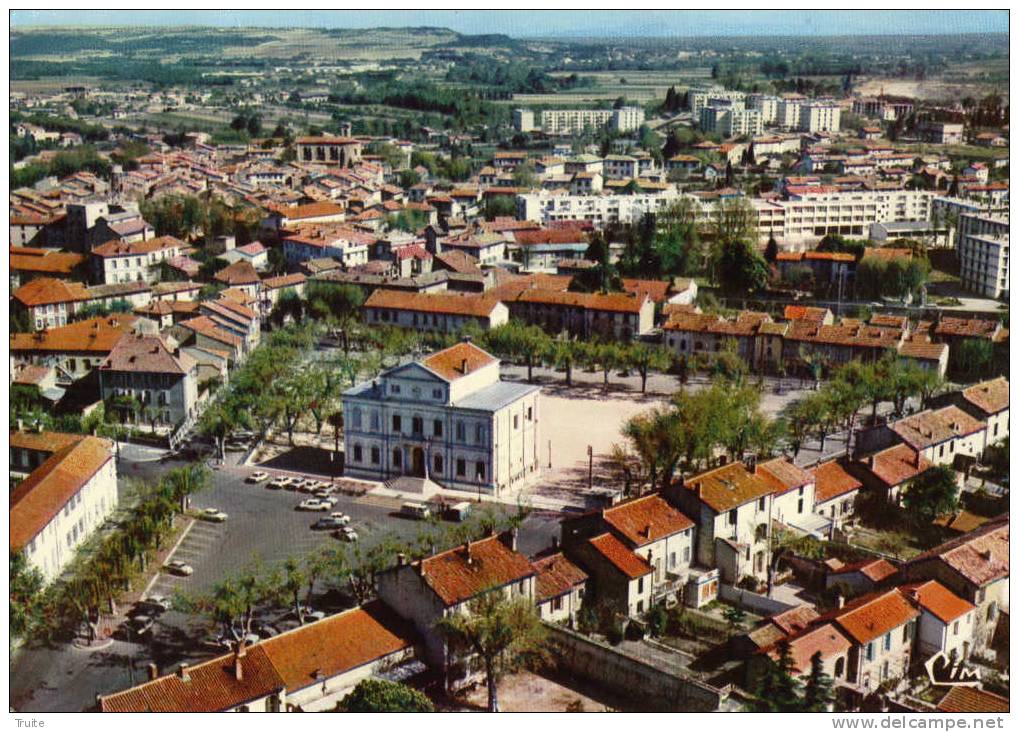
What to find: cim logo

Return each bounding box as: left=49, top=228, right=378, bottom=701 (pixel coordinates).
left=924, top=651, right=981, bottom=687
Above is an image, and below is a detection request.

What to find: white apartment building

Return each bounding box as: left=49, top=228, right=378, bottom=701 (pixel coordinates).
left=512, top=108, right=536, bottom=133
left=537, top=107, right=645, bottom=135
left=341, top=341, right=541, bottom=495
left=958, top=215, right=1009, bottom=298
left=700, top=103, right=763, bottom=137
left=91, top=235, right=185, bottom=284
left=747, top=94, right=780, bottom=124
left=11, top=433, right=118, bottom=584
left=799, top=101, right=842, bottom=133
left=689, top=87, right=746, bottom=118
left=776, top=96, right=805, bottom=128
left=516, top=189, right=680, bottom=227
left=776, top=188, right=933, bottom=245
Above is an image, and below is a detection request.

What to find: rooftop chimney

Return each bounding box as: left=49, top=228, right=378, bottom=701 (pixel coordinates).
left=177, top=663, right=190, bottom=682
left=836, top=592, right=845, bottom=610
left=463, top=541, right=472, bottom=565
left=509, top=527, right=519, bottom=552
left=913, top=449, right=921, bottom=469
left=461, top=358, right=469, bottom=375
left=147, top=663, right=159, bottom=681
left=397, top=552, right=408, bottom=567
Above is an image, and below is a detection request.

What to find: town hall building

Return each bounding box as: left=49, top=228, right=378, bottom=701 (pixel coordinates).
left=341, top=340, right=541, bottom=495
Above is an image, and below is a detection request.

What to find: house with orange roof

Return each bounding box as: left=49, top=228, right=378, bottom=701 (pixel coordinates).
left=10, top=315, right=139, bottom=382
left=812, top=459, right=862, bottom=526
left=561, top=493, right=696, bottom=613
left=507, top=288, right=654, bottom=340
left=755, top=457, right=818, bottom=532
left=13, top=277, right=91, bottom=330
left=9, top=247, right=87, bottom=289
left=851, top=443, right=931, bottom=505
left=99, top=334, right=199, bottom=427
left=364, top=290, right=509, bottom=333
left=531, top=551, right=588, bottom=624
left=10, top=432, right=117, bottom=583
left=670, top=461, right=775, bottom=584
left=341, top=340, right=540, bottom=494
left=376, top=530, right=535, bottom=671
left=936, top=377, right=1009, bottom=453
left=899, top=580, right=977, bottom=661
left=90, top=235, right=185, bottom=285
left=825, top=558, right=899, bottom=596
left=900, top=516, right=1009, bottom=654
left=887, top=406, right=988, bottom=467
left=816, top=587, right=920, bottom=691
left=281, top=226, right=372, bottom=268
left=937, top=686, right=1010, bottom=713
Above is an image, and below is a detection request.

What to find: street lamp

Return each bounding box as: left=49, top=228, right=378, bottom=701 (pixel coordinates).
left=587, top=444, right=593, bottom=490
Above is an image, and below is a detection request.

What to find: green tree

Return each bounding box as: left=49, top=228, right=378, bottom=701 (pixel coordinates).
left=436, top=590, right=546, bottom=713
left=11, top=551, right=45, bottom=645
left=802, top=650, right=835, bottom=711
left=340, top=679, right=435, bottom=712
left=752, top=639, right=803, bottom=712
left=903, top=466, right=960, bottom=523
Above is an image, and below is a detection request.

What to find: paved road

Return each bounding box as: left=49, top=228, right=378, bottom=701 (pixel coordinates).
left=11, top=456, right=561, bottom=712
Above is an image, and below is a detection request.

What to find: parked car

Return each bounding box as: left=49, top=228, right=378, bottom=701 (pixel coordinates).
left=165, top=560, right=193, bottom=576
left=198, top=508, right=228, bottom=522
left=202, top=634, right=234, bottom=651
left=297, top=499, right=330, bottom=512
left=399, top=501, right=431, bottom=520
left=330, top=512, right=350, bottom=524
left=255, top=624, right=279, bottom=639
left=247, top=471, right=269, bottom=483
left=298, top=481, right=318, bottom=494
left=141, top=595, right=171, bottom=613
left=128, top=614, right=154, bottom=636
left=312, top=516, right=347, bottom=530
left=334, top=527, right=359, bottom=542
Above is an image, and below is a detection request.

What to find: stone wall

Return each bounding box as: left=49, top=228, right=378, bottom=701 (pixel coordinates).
left=545, top=623, right=723, bottom=711
left=719, top=583, right=796, bottom=616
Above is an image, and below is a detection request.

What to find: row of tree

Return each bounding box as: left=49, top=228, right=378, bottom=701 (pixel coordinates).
left=11, top=463, right=211, bottom=645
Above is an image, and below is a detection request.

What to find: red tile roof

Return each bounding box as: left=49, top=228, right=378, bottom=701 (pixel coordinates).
left=215, top=260, right=261, bottom=285
left=366, top=289, right=502, bottom=319
left=863, top=444, right=930, bottom=487
left=622, top=278, right=670, bottom=304
left=961, top=377, right=1009, bottom=416
left=10, top=316, right=137, bottom=354
left=514, top=229, right=589, bottom=246
left=99, top=644, right=285, bottom=712
left=13, top=277, right=90, bottom=306
left=899, top=580, right=975, bottom=624
left=421, top=341, right=498, bottom=381
left=685, top=461, right=774, bottom=513
left=763, top=622, right=853, bottom=675
left=91, top=235, right=184, bottom=258
left=532, top=553, right=588, bottom=603
left=601, top=493, right=694, bottom=546
left=812, top=460, right=862, bottom=504
left=259, top=600, right=415, bottom=693
left=756, top=458, right=814, bottom=496
left=11, top=436, right=114, bottom=552
left=891, top=406, right=986, bottom=450
left=784, top=305, right=831, bottom=322
left=937, top=687, right=1010, bottom=713
left=768, top=605, right=820, bottom=635
left=826, top=588, right=920, bottom=644
left=909, top=517, right=1009, bottom=588
left=830, top=558, right=898, bottom=583
left=587, top=533, right=652, bottom=579
left=417, top=533, right=536, bottom=606
left=10, top=248, right=86, bottom=275
left=512, top=288, right=648, bottom=314
left=100, top=334, right=195, bottom=375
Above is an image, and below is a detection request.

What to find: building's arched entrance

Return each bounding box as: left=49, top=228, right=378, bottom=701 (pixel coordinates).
left=411, top=447, right=426, bottom=477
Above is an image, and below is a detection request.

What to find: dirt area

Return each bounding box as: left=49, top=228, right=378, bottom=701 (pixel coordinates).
left=536, top=389, right=664, bottom=506
left=462, top=670, right=622, bottom=712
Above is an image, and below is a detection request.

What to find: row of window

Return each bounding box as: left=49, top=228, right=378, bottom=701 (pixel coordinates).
left=348, top=443, right=488, bottom=480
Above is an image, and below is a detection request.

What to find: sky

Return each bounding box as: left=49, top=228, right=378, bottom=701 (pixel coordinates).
left=9, top=9, right=1009, bottom=38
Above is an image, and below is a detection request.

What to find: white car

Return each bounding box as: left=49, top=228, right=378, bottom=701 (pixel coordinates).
left=297, top=499, right=330, bottom=511
left=335, top=527, right=359, bottom=542
left=330, top=512, right=350, bottom=525
left=247, top=471, right=269, bottom=483
left=165, top=560, right=194, bottom=576
left=199, top=508, right=228, bottom=522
